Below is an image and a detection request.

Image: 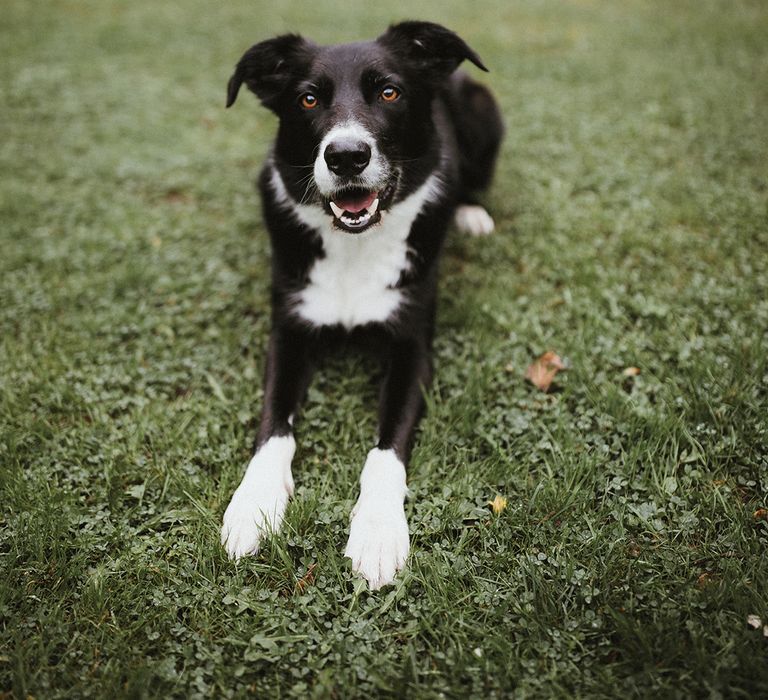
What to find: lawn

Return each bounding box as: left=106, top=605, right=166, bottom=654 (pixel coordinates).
left=1, top=0, right=767, bottom=697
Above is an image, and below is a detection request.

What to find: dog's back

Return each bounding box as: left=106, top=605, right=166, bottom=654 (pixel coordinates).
left=443, top=71, right=504, bottom=196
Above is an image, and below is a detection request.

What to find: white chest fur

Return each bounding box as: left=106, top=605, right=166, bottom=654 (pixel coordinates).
left=296, top=222, right=409, bottom=328
left=270, top=168, right=441, bottom=329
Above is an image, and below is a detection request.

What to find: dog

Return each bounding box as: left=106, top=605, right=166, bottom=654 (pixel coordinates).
left=221, top=21, right=503, bottom=589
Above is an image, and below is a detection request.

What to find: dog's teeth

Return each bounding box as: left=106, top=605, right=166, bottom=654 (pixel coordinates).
left=369, top=198, right=379, bottom=215
left=329, top=202, right=344, bottom=219
left=341, top=210, right=372, bottom=228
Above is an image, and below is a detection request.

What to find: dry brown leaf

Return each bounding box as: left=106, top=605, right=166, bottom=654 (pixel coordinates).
left=753, top=508, right=768, bottom=521
left=696, top=573, right=713, bottom=589
left=295, top=563, right=318, bottom=594
left=489, top=494, right=508, bottom=514
left=525, top=351, right=566, bottom=392
left=622, top=366, right=641, bottom=377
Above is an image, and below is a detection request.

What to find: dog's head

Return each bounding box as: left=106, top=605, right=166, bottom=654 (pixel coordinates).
left=226, top=21, right=486, bottom=234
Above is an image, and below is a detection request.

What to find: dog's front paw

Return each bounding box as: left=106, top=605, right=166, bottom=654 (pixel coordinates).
left=345, top=494, right=409, bottom=590
left=220, top=478, right=291, bottom=560
left=220, top=436, right=295, bottom=560
left=344, top=448, right=409, bottom=590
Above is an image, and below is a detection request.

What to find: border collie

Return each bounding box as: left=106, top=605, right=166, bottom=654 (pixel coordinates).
left=221, top=21, right=503, bottom=589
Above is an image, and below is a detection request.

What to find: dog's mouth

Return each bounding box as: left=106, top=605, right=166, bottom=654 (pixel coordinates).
left=325, top=181, right=396, bottom=234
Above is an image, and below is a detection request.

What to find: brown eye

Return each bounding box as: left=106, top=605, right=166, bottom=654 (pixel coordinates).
left=300, top=93, right=318, bottom=109
left=380, top=85, right=401, bottom=102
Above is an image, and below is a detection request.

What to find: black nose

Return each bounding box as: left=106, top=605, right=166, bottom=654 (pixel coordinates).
left=324, top=139, right=371, bottom=177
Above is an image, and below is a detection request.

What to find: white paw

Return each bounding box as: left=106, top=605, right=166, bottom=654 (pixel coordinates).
left=345, top=495, right=409, bottom=590
left=454, top=204, right=495, bottom=236
left=344, top=448, right=409, bottom=590
left=220, top=435, right=296, bottom=560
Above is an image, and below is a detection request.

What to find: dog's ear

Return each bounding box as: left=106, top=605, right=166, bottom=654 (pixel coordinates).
left=226, top=34, right=312, bottom=109
left=378, top=21, right=488, bottom=78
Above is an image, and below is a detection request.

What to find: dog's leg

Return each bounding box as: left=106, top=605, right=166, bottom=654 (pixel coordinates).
left=345, top=337, right=431, bottom=589
left=221, top=327, right=314, bottom=560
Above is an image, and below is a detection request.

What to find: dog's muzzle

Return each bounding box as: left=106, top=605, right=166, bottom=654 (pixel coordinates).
left=325, top=180, right=397, bottom=233
left=324, top=139, right=372, bottom=179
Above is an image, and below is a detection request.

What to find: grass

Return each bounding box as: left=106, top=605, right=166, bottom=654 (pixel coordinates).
left=1, top=0, right=767, bottom=696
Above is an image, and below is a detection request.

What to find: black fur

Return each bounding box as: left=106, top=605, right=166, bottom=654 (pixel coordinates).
left=226, top=21, right=503, bottom=462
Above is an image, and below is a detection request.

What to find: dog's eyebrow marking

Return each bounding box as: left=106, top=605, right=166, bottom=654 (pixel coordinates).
left=371, top=72, right=396, bottom=84
left=298, top=76, right=334, bottom=102
left=362, top=70, right=401, bottom=94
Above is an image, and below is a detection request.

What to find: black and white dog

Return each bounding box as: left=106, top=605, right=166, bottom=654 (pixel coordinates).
left=221, top=21, right=503, bottom=589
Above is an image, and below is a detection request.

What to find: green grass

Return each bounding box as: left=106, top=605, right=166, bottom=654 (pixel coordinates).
left=2, top=0, right=767, bottom=697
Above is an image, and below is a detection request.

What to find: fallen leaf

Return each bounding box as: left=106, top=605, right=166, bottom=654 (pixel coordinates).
left=295, top=563, right=318, bottom=594
left=747, top=614, right=762, bottom=629
left=753, top=509, right=768, bottom=521
left=622, top=366, right=641, bottom=377
left=525, top=351, right=566, bottom=392
left=489, top=494, right=508, bottom=514
left=696, top=573, right=712, bottom=589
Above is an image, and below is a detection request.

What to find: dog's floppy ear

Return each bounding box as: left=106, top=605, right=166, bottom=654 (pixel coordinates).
left=378, top=21, right=488, bottom=78
left=226, top=34, right=312, bottom=109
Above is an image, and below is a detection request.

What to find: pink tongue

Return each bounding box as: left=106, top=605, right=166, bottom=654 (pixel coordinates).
left=333, top=191, right=377, bottom=214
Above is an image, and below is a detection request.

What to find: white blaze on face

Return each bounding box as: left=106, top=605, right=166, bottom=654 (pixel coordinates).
left=313, top=120, right=388, bottom=196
